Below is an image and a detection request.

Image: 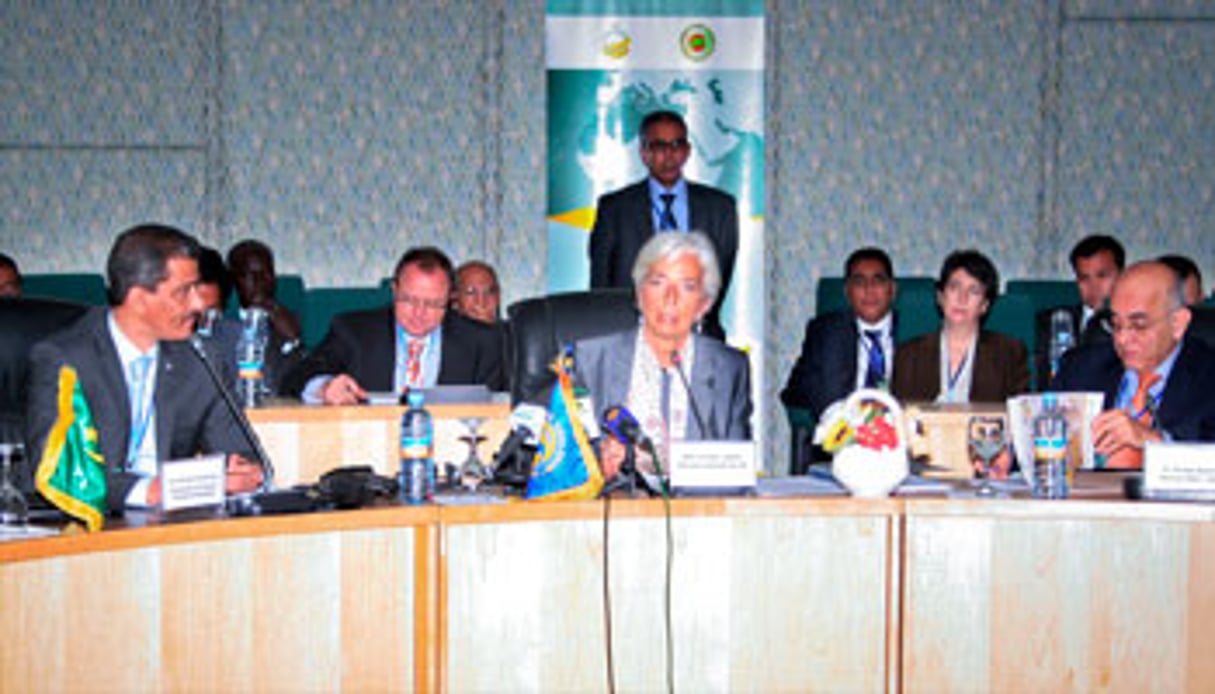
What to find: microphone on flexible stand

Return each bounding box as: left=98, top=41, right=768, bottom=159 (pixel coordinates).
left=670, top=349, right=715, bottom=440
left=188, top=335, right=276, bottom=492
left=599, top=405, right=664, bottom=498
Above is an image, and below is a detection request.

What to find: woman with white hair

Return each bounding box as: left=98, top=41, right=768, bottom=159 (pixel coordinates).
left=575, top=231, right=752, bottom=480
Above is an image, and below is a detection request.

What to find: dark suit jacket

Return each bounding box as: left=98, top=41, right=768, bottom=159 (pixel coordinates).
left=574, top=329, right=751, bottom=440
left=893, top=330, right=1030, bottom=403
left=780, top=309, right=895, bottom=420
left=588, top=178, right=738, bottom=339
left=1033, top=303, right=1111, bottom=390
left=24, top=308, right=255, bottom=511
left=1052, top=337, right=1215, bottom=442
left=282, top=308, right=506, bottom=396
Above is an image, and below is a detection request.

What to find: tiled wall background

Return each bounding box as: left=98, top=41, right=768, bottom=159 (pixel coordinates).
left=3, top=0, right=1212, bottom=469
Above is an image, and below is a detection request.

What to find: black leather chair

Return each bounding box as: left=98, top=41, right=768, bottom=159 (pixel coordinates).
left=1189, top=305, right=1215, bottom=349
left=504, top=289, right=638, bottom=404
left=0, top=297, right=90, bottom=442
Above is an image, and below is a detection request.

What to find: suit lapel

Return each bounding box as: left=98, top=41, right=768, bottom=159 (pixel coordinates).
left=87, top=313, right=132, bottom=472
left=689, top=336, right=718, bottom=439
left=155, top=345, right=180, bottom=462
left=604, top=331, right=634, bottom=412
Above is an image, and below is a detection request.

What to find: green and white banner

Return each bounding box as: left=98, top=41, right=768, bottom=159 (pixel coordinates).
left=546, top=0, right=766, bottom=448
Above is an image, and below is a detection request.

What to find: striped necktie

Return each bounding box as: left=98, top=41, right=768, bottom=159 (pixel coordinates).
left=1104, top=373, right=1161, bottom=470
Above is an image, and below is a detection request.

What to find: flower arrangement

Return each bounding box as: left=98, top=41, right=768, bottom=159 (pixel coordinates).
left=814, top=389, right=909, bottom=498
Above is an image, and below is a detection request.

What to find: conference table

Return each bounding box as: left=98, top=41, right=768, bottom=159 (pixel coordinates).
left=3, top=486, right=1213, bottom=692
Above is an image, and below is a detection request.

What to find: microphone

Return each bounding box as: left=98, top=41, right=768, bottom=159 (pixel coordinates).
left=669, top=350, right=715, bottom=440
left=601, top=404, right=649, bottom=447
left=189, top=335, right=275, bottom=492
left=493, top=403, right=546, bottom=487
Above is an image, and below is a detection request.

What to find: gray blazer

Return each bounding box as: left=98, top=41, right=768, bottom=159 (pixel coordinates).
left=573, top=328, right=752, bottom=440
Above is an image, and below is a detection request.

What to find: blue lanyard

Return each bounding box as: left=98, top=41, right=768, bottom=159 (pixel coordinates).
left=945, top=351, right=969, bottom=399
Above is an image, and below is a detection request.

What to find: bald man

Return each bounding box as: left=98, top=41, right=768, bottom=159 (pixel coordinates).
left=1054, top=261, right=1215, bottom=469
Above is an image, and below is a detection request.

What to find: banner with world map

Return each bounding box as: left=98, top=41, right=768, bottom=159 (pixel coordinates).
left=545, top=0, right=765, bottom=436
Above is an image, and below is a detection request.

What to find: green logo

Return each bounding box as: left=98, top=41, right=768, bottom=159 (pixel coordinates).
left=680, top=24, right=716, bottom=62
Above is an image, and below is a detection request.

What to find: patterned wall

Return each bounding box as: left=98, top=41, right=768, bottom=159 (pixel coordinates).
left=2, top=0, right=1212, bottom=469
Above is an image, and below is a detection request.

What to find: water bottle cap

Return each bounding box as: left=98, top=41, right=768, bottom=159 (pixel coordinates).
left=1042, top=392, right=1058, bottom=408
left=406, top=390, right=424, bottom=408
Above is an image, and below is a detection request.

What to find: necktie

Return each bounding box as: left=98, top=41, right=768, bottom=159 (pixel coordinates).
left=405, top=339, right=424, bottom=389
left=863, top=330, right=885, bottom=388
left=659, top=194, right=678, bottom=231
left=1105, top=372, right=1161, bottom=470
left=127, top=355, right=154, bottom=469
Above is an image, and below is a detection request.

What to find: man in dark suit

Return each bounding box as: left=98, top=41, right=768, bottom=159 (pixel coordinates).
left=284, top=246, right=505, bottom=404
left=782, top=248, right=897, bottom=416
left=25, top=224, right=265, bottom=512
left=588, top=110, right=738, bottom=339
left=1035, top=234, right=1124, bottom=388
left=1054, top=261, right=1215, bottom=468
left=781, top=248, right=897, bottom=461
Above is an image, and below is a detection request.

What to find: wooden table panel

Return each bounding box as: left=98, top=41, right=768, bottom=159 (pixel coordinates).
left=249, top=402, right=511, bottom=486
left=443, top=503, right=898, bottom=692
left=903, top=501, right=1215, bottom=693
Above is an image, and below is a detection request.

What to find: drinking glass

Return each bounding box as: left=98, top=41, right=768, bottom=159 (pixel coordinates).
left=457, top=417, right=489, bottom=491
left=967, top=416, right=1006, bottom=498
left=0, top=442, right=29, bottom=525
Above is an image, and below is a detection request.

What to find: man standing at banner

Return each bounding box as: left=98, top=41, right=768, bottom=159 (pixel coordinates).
left=26, top=224, right=264, bottom=518
left=589, top=109, right=738, bottom=340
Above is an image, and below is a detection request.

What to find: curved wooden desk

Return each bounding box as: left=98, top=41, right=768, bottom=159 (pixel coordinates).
left=2, top=497, right=1212, bottom=692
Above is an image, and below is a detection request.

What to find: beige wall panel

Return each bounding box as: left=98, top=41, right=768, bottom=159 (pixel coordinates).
left=251, top=534, right=341, bottom=692
left=338, top=527, right=415, bottom=691
left=0, top=558, right=67, bottom=691
left=160, top=540, right=256, bottom=691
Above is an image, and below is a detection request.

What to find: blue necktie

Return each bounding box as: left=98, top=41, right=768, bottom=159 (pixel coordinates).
left=659, top=194, right=678, bottom=230
left=864, top=330, right=885, bottom=389
left=127, top=355, right=154, bottom=469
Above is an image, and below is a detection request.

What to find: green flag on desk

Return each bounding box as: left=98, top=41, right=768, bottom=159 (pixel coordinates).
left=35, top=365, right=107, bottom=532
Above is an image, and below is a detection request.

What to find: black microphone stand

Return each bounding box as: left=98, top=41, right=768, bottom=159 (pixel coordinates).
left=188, top=336, right=275, bottom=492
left=598, top=439, right=644, bottom=498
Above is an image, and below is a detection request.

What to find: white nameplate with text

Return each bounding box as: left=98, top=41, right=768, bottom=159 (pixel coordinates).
left=159, top=454, right=226, bottom=511
left=669, top=441, right=756, bottom=490
left=1144, top=442, right=1215, bottom=501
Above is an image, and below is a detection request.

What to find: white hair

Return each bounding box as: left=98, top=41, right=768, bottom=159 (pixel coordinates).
left=630, top=231, right=721, bottom=306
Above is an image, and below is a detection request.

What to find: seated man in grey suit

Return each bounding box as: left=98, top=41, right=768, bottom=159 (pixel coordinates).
left=1035, top=234, right=1124, bottom=387
left=781, top=247, right=897, bottom=463
left=284, top=246, right=506, bottom=404
left=589, top=109, right=738, bottom=340
left=1054, top=261, right=1215, bottom=469
left=25, top=224, right=265, bottom=512
left=576, top=232, right=751, bottom=481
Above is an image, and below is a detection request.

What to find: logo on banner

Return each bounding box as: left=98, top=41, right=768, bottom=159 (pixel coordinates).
left=601, top=29, right=632, bottom=60
left=680, top=24, right=716, bottom=61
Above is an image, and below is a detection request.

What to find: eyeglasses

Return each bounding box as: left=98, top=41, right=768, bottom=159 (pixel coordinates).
left=1104, top=312, right=1173, bottom=336
left=396, top=293, right=448, bottom=311
left=846, top=274, right=892, bottom=288
left=458, top=286, right=499, bottom=299
left=644, top=138, right=690, bottom=154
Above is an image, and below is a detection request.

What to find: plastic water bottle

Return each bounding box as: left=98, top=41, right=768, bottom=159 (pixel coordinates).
left=399, top=390, right=435, bottom=504
left=236, top=308, right=270, bottom=407
left=1032, top=393, right=1069, bottom=499
left=1048, top=308, right=1075, bottom=381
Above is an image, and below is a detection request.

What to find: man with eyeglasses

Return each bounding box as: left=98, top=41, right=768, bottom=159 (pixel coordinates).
left=1054, top=261, right=1215, bottom=467
left=285, top=247, right=505, bottom=404
left=451, top=260, right=502, bottom=325
left=589, top=109, right=738, bottom=340
left=781, top=248, right=898, bottom=463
